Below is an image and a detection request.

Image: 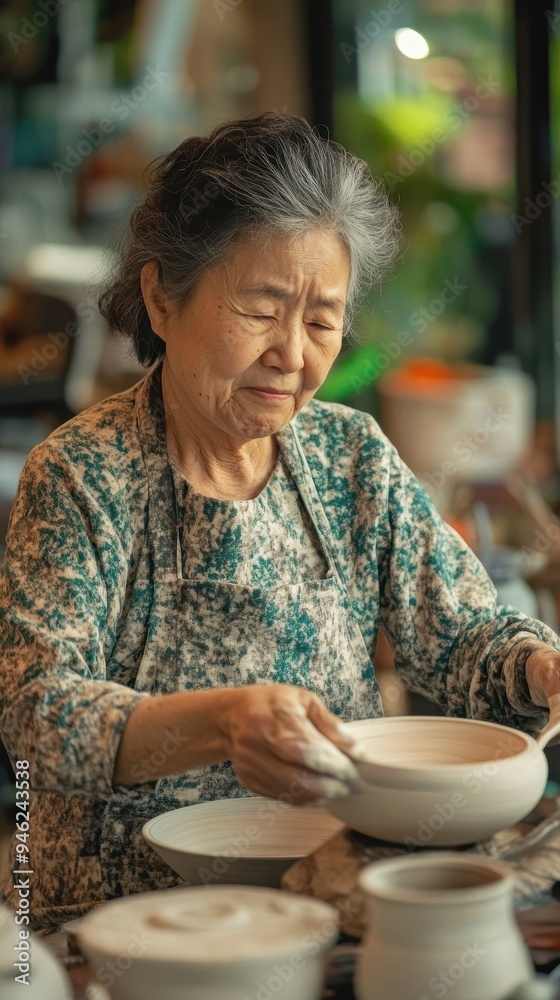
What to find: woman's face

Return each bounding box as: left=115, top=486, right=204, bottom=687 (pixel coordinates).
left=143, top=228, right=350, bottom=442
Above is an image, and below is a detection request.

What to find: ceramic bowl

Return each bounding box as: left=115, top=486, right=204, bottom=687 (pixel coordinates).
left=142, top=796, right=344, bottom=887
left=76, top=884, right=339, bottom=1000
left=326, top=716, right=548, bottom=846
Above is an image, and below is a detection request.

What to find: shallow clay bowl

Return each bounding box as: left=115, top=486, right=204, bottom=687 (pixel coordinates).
left=326, top=717, right=548, bottom=846
left=142, top=797, right=344, bottom=887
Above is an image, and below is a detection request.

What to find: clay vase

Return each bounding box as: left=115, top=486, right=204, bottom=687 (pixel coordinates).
left=355, top=853, right=532, bottom=1000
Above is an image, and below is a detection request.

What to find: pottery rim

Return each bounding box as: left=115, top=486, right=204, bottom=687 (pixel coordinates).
left=358, top=853, right=514, bottom=906
left=348, top=717, right=537, bottom=783
left=142, top=798, right=343, bottom=861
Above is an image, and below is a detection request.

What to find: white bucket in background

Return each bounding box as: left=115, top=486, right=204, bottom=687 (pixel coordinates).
left=378, top=365, right=535, bottom=486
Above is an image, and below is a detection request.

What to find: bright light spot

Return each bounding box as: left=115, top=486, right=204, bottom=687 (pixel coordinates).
left=394, top=28, right=430, bottom=60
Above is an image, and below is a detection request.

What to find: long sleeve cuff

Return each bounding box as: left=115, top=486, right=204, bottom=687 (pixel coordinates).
left=1, top=679, right=152, bottom=800
left=501, top=634, right=550, bottom=732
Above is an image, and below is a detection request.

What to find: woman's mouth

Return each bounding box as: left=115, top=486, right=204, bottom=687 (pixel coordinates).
left=244, top=387, right=293, bottom=401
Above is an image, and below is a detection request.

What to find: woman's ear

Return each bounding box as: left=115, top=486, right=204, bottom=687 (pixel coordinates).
left=140, top=262, right=171, bottom=343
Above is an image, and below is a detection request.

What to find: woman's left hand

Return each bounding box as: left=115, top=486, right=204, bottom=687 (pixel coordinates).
left=525, top=642, right=560, bottom=709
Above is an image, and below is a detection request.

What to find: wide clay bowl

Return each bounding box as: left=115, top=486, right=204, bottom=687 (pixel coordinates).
left=142, top=796, right=344, bottom=887
left=326, top=716, right=548, bottom=846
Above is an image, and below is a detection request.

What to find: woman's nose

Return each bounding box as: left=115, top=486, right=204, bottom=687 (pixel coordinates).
left=263, top=323, right=305, bottom=372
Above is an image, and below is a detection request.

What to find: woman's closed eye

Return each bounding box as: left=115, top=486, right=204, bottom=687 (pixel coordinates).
left=246, top=314, right=338, bottom=332
left=303, top=320, right=343, bottom=335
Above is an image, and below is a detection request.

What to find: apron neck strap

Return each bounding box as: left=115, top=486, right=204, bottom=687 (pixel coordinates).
left=278, top=418, right=348, bottom=588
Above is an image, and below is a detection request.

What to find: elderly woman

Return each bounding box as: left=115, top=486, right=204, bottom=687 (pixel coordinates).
left=1, top=113, right=559, bottom=931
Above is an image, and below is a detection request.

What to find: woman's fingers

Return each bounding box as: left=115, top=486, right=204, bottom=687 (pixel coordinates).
left=305, top=692, right=364, bottom=754
left=273, top=731, right=362, bottom=792
left=227, top=685, right=362, bottom=795
left=525, top=644, right=560, bottom=707
left=246, top=688, right=361, bottom=784
left=234, top=750, right=353, bottom=804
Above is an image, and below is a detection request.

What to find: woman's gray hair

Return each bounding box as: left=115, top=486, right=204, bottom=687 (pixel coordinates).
left=99, top=112, right=401, bottom=365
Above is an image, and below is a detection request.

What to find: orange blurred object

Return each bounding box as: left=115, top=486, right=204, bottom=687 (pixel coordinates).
left=385, top=357, right=485, bottom=396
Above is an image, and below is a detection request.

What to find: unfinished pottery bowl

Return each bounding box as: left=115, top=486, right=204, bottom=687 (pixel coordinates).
left=142, top=796, right=344, bottom=887
left=77, top=885, right=339, bottom=1000
left=326, top=716, right=548, bottom=846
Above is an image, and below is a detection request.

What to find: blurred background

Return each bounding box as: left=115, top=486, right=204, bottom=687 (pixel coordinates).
left=2, top=0, right=560, bottom=827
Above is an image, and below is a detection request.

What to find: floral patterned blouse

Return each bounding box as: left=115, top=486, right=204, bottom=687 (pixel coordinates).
left=0, top=362, right=557, bottom=931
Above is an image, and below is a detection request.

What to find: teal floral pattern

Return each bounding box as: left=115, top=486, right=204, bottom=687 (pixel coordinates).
left=0, top=363, right=558, bottom=930
left=171, top=455, right=329, bottom=585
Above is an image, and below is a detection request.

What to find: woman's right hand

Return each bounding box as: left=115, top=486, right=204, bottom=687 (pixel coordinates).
left=215, top=683, right=363, bottom=804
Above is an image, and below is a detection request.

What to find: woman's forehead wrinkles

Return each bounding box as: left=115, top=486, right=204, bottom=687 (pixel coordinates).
left=240, top=283, right=346, bottom=309
left=242, top=283, right=292, bottom=300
